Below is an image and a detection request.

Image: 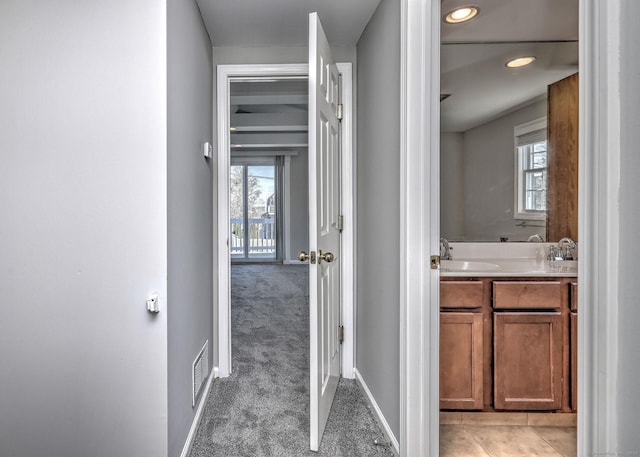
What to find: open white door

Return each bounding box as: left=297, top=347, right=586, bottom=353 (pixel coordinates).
left=307, top=11, right=342, bottom=452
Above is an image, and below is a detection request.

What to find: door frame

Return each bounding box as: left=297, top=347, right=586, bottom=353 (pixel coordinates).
left=215, top=63, right=355, bottom=380
left=400, top=0, right=621, bottom=455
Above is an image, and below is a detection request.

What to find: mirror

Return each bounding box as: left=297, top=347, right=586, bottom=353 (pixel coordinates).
left=440, top=41, right=578, bottom=242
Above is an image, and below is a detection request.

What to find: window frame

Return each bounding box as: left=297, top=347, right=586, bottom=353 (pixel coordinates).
left=229, top=157, right=280, bottom=261
left=514, top=117, right=548, bottom=220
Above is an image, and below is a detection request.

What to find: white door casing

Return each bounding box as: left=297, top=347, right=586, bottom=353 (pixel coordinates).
left=401, top=0, right=619, bottom=455
left=400, top=0, right=440, bottom=455
left=308, top=12, right=342, bottom=452
left=215, top=63, right=354, bottom=381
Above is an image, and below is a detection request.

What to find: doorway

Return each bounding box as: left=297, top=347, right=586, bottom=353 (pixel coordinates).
left=215, top=61, right=355, bottom=394
left=399, top=0, right=620, bottom=455
left=438, top=4, right=579, bottom=453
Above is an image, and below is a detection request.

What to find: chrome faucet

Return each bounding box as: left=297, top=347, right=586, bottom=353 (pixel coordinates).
left=558, top=237, right=577, bottom=260
left=548, top=237, right=577, bottom=260
left=440, top=238, right=453, bottom=260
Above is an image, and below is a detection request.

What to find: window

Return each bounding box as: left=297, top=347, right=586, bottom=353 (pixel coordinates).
left=230, top=159, right=282, bottom=261
left=514, top=117, right=547, bottom=220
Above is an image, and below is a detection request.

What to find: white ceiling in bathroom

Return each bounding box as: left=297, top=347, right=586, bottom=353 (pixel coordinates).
left=441, top=0, right=579, bottom=132
left=441, top=0, right=579, bottom=42
left=441, top=41, right=579, bottom=132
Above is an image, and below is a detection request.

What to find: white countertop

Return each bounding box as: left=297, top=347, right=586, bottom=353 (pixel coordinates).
left=440, top=258, right=577, bottom=277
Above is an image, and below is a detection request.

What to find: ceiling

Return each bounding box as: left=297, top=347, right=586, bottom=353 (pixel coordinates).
left=441, top=0, right=578, bottom=42
left=440, top=0, right=579, bottom=131
left=195, top=0, right=381, bottom=47
left=196, top=0, right=578, bottom=47
left=441, top=42, right=578, bottom=131
left=230, top=80, right=309, bottom=154
left=195, top=0, right=579, bottom=132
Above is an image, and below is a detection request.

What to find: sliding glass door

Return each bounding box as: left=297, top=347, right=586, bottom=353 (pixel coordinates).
left=230, top=159, right=281, bottom=261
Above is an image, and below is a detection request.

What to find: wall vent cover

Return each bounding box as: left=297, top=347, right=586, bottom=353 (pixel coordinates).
left=192, top=340, right=209, bottom=407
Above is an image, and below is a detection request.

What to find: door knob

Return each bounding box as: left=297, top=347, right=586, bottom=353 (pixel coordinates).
left=318, top=250, right=335, bottom=263
left=298, top=250, right=317, bottom=264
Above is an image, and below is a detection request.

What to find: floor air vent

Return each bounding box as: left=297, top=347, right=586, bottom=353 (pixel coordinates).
left=192, top=340, right=209, bottom=406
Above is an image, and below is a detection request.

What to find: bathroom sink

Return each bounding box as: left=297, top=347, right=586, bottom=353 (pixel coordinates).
left=441, top=260, right=501, bottom=272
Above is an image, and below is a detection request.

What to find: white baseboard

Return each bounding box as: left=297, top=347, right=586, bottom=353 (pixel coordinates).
left=179, top=370, right=215, bottom=457
left=354, top=368, right=400, bottom=455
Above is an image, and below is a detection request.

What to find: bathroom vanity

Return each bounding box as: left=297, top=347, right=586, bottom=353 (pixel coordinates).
left=439, top=245, right=578, bottom=413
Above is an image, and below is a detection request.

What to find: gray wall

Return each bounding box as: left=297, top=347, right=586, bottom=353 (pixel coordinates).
left=0, top=1, right=169, bottom=456
left=213, top=45, right=356, bottom=66
left=617, top=0, right=640, bottom=453
left=440, top=132, right=465, bottom=240
left=167, top=0, right=213, bottom=456
left=288, top=152, right=310, bottom=261
left=444, top=100, right=547, bottom=241
left=356, top=0, right=401, bottom=438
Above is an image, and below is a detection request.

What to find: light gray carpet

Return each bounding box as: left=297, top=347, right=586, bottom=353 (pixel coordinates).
left=188, top=264, right=395, bottom=457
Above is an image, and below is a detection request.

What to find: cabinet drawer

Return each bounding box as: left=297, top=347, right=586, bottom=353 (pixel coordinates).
left=570, top=282, right=578, bottom=312
left=441, top=281, right=484, bottom=309
left=493, top=281, right=563, bottom=310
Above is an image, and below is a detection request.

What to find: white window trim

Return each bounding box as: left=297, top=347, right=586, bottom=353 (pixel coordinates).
left=514, top=116, right=548, bottom=220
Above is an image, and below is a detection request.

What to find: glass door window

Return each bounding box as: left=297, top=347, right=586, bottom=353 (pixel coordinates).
left=230, top=161, right=278, bottom=260
left=230, top=165, right=246, bottom=257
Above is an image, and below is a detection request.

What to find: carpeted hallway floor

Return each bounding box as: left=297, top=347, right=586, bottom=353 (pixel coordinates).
left=188, top=264, right=395, bottom=457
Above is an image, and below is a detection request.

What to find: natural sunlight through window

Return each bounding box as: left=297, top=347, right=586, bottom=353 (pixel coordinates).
left=514, top=117, right=548, bottom=220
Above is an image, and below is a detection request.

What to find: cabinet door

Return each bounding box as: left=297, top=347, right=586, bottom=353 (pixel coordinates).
left=571, top=312, right=578, bottom=411
left=440, top=312, right=484, bottom=410
left=494, top=312, right=563, bottom=410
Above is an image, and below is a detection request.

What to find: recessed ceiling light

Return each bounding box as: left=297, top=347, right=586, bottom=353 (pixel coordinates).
left=505, top=56, right=536, bottom=68
left=444, top=6, right=479, bottom=24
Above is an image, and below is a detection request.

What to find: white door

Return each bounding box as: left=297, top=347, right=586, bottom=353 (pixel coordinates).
left=308, top=11, right=342, bottom=452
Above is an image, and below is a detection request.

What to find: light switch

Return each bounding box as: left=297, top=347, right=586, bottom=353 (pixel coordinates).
left=203, top=141, right=213, bottom=159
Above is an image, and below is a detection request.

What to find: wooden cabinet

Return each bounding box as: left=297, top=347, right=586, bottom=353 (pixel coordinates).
left=440, top=312, right=484, bottom=410
left=547, top=72, right=579, bottom=241
left=493, top=312, right=563, bottom=410
left=440, top=280, right=488, bottom=410
left=440, top=276, right=575, bottom=412
left=570, top=282, right=578, bottom=411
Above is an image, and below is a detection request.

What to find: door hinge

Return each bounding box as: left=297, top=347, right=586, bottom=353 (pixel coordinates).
left=338, top=325, right=344, bottom=344
left=337, top=103, right=343, bottom=121
left=337, top=215, right=344, bottom=232
left=430, top=255, right=440, bottom=270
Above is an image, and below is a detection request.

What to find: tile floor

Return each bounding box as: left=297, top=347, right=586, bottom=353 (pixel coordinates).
left=440, top=413, right=577, bottom=457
